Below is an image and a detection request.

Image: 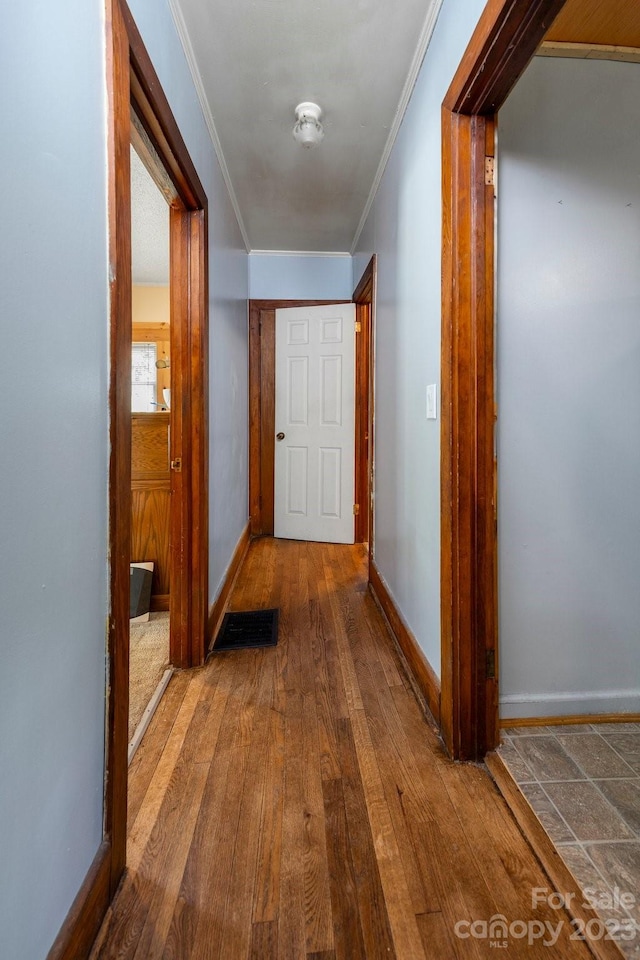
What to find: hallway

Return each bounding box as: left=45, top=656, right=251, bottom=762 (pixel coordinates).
left=91, top=539, right=591, bottom=959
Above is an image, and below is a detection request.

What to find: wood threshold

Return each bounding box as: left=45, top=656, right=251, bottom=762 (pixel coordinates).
left=369, top=560, right=441, bottom=726
left=46, top=842, right=112, bottom=960
left=128, top=667, right=174, bottom=764
left=500, top=713, right=640, bottom=728
left=485, top=752, right=626, bottom=960
left=207, top=522, right=251, bottom=648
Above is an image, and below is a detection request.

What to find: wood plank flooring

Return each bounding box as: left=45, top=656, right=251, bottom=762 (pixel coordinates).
left=91, top=539, right=593, bottom=959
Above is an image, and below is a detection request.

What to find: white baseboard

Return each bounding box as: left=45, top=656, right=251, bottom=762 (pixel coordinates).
left=500, top=689, right=640, bottom=720
left=128, top=667, right=174, bottom=764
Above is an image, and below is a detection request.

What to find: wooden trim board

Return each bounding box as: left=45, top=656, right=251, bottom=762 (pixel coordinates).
left=369, top=560, right=441, bottom=725
left=128, top=668, right=174, bottom=763
left=46, top=842, right=111, bottom=960
left=500, top=713, right=640, bottom=729
left=150, top=594, right=170, bottom=612
left=486, top=752, right=626, bottom=960
left=539, top=41, right=640, bottom=62
left=352, top=255, right=376, bottom=548
left=207, top=523, right=251, bottom=649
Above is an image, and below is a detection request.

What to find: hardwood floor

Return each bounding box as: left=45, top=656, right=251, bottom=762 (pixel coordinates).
left=91, top=539, right=592, bottom=959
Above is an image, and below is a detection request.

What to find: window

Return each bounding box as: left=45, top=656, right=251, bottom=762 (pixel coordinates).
left=132, top=342, right=157, bottom=412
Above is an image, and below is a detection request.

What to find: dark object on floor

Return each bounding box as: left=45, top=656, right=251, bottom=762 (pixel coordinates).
left=130, top=563, right=153, bottom=620
left=213, top=608, right=279, bottom=652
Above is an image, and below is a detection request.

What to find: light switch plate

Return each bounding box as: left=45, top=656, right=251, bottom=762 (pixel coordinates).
left=426, top=384, right=437, bottom=420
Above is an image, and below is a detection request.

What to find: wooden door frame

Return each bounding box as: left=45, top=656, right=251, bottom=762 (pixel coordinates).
left=106, top=0, right=209, bottom=895
left=440, top=0, right=567, bottom=760
left=352, top=256, right=376, bottom=548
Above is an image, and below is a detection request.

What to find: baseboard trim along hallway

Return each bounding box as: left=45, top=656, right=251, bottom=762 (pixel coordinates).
left=368, top=559, right=441, bottom=726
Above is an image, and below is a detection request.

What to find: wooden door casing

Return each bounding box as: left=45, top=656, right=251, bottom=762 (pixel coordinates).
left=104, top=0, right=210, bottom=918
left=440, top=0, right=568, bottom=760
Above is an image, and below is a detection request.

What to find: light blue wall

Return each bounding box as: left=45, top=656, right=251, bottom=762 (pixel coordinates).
left=0, top=4, right=109, bottom=958
left=130, top=0, right=249, bottom=603
left=249, top=253, right=353, bottom=300
left=353, top=0, right=487, bottom=679
left=0, top=2, right=248, bottom=957
left=497, top=57, right=640, bottom=718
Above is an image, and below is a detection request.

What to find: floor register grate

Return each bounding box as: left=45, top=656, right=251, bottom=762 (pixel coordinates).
left=212, top=608, right=279, bottom=652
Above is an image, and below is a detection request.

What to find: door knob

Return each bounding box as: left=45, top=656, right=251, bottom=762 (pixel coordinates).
left=276, top=432, right=285, bottom=441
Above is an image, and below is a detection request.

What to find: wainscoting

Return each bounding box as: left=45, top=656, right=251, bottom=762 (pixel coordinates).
left=131, top=412, right=171, bottom=608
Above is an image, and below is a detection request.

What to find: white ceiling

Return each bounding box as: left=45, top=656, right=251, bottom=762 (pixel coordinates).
left=171, top=0, right=443, bottom=252
left=131, top=146, right=170, bottom=285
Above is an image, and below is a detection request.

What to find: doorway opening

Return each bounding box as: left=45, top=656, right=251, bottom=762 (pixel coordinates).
left=248, top=256, right=376, bottom=555
left=106, top=0, right=209, bottom=896
left=128, top=138, right=173, bottom=760
left=439, top=0, right=569, bottom=763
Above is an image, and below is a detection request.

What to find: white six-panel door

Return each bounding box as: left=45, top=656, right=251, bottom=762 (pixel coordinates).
left=274, top=303, right=356, bottom=544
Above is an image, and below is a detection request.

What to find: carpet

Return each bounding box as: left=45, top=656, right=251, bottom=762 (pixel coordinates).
left=129, top=612, right=170, bottom=741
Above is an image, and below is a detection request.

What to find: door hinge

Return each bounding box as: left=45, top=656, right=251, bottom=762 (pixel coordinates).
left=353, top=504, right=360, bottom=515
left=355, top=321, right=361, bottom=333
left=486, top=648, right=496, bottom=680
left=485, top=156, right=495, bottom=187
left=170, top=457, right=182, bottom=473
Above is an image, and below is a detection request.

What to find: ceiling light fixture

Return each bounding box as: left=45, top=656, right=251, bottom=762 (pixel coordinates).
left=292, top=102, right=324, bottom=149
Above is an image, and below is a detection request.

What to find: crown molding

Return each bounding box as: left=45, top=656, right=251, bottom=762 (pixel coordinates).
left=350, top=0, right=445, bottom=255
left=249, top=250, right=351, bottom=258
left=168, top=0, right=251, bottom=252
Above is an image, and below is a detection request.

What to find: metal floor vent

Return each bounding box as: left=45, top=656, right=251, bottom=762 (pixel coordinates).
left=213, top=608, right=279, bottom=652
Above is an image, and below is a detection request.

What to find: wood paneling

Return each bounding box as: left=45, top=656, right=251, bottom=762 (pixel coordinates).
left=131, top=412, right=169, bottom=478
left=440, top=0, right=568, bottom=762
left=131, top=490, right=170, bottom=595
left=546, top=0, right=640, bottom=48
left=90, top=539, right=592, bottom=960
left=369, top=561, right=441, bottom=725
left=131, top=413, right=170, bottom=598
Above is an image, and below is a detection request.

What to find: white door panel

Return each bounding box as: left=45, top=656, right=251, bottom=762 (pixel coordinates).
left=274, top=303, right=355, bottom=544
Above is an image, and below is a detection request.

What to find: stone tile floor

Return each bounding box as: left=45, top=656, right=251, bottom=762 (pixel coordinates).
left=499, top=723, right=640, bottom=958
